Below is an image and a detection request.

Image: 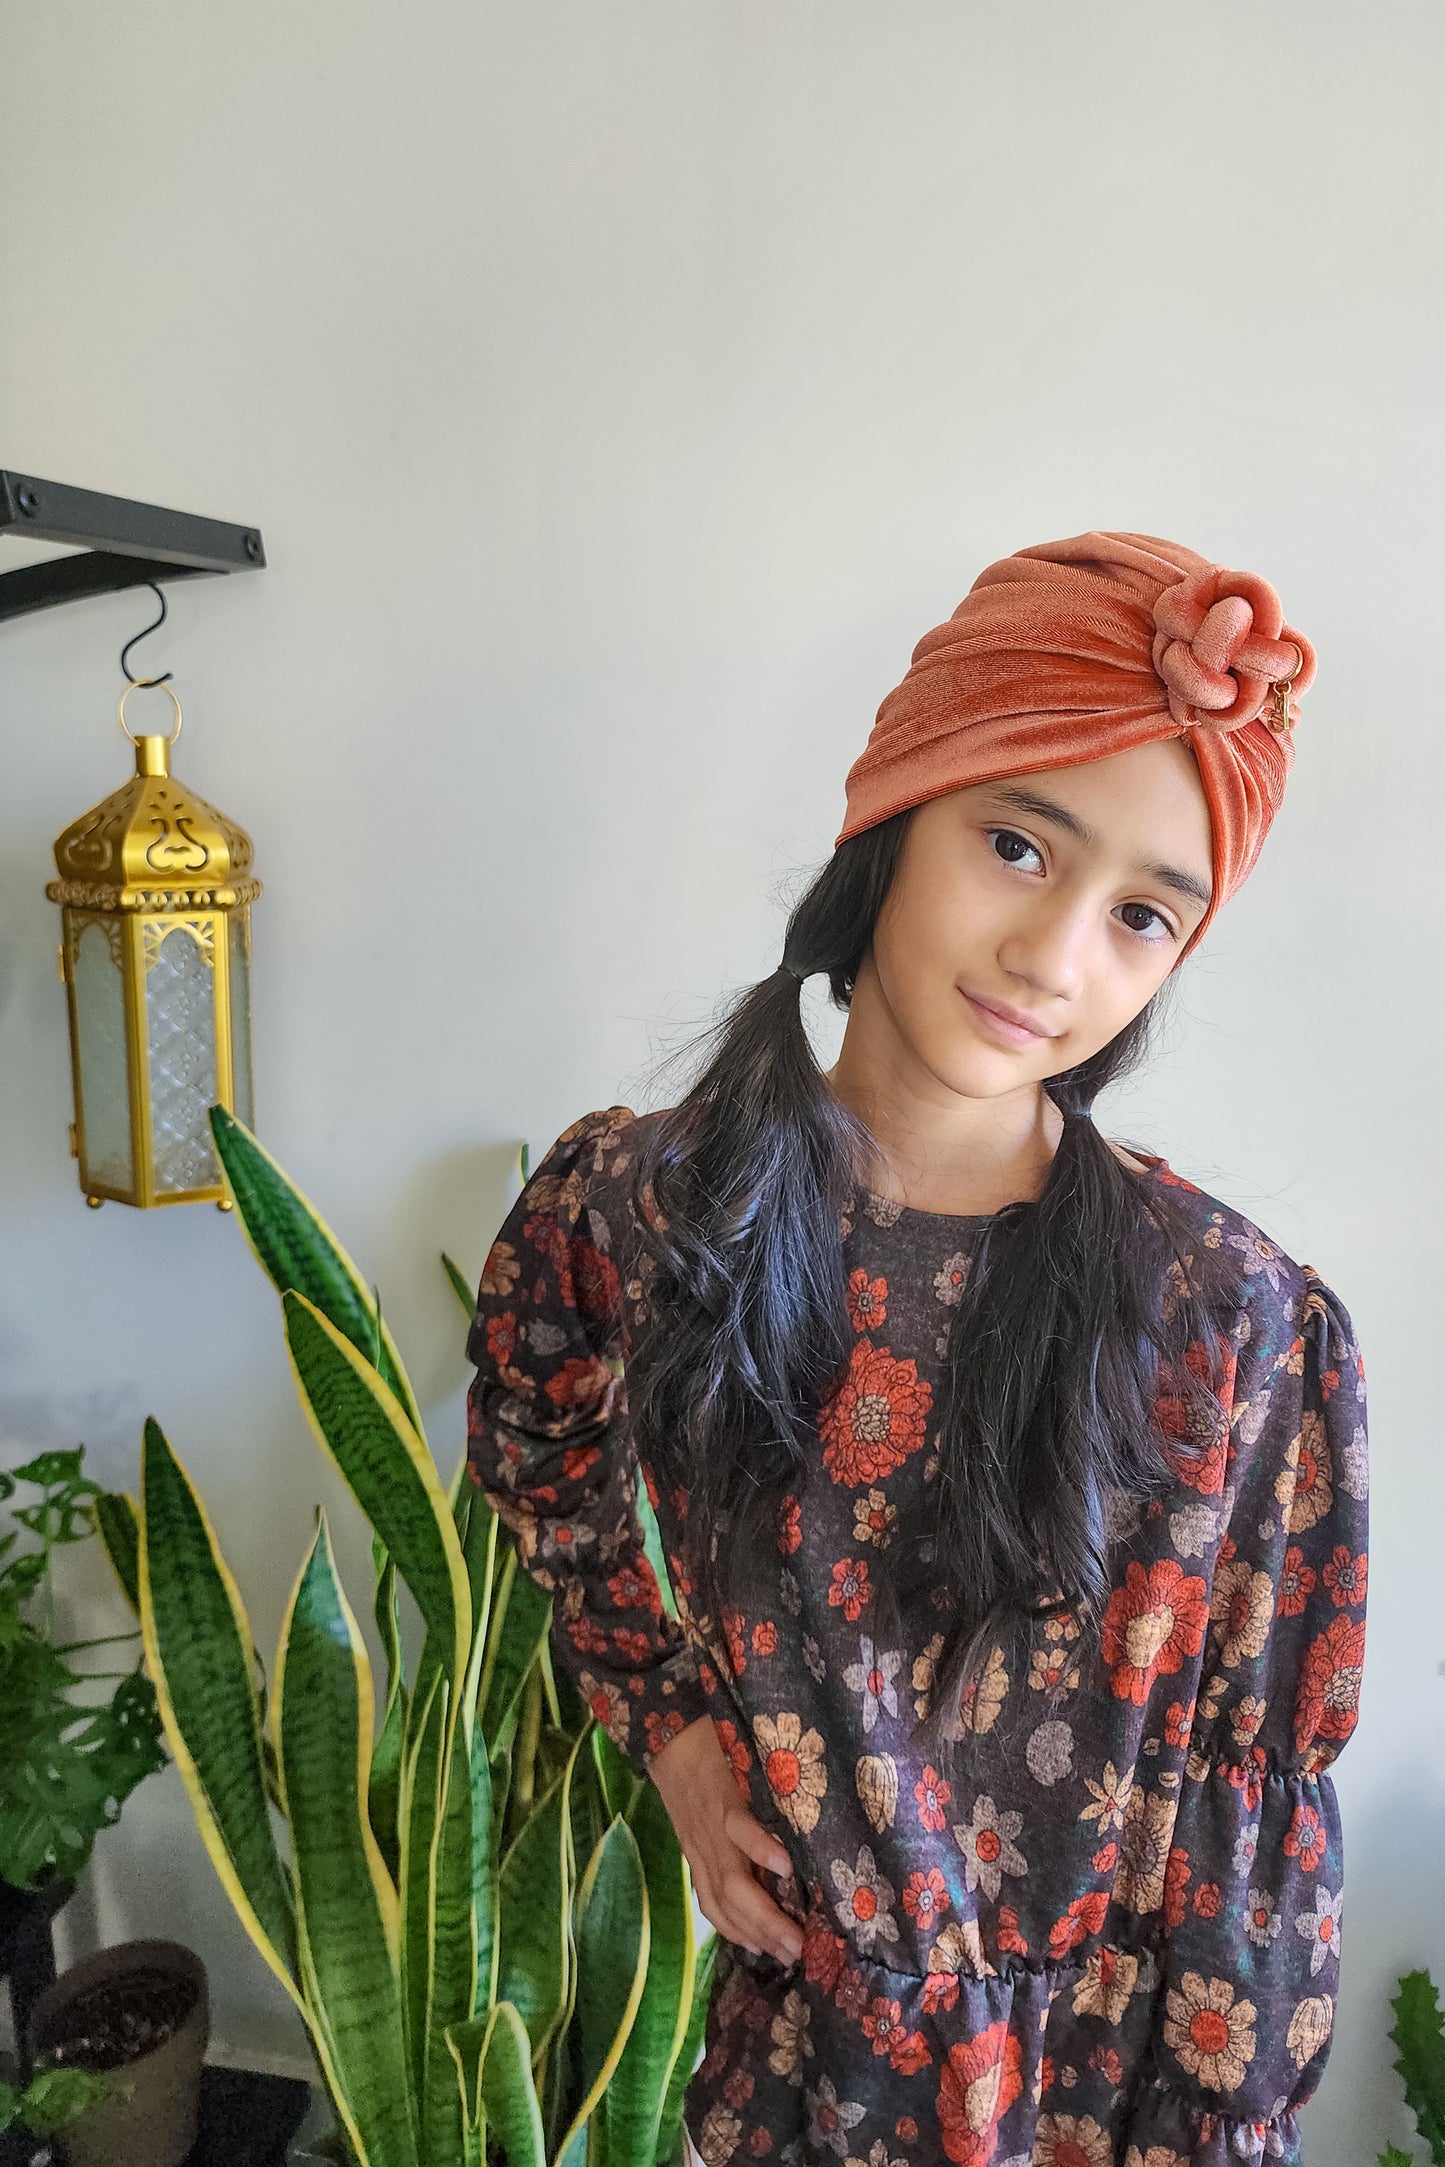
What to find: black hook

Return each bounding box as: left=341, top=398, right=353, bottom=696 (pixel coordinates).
left=120, top=582, right=173, bottom=687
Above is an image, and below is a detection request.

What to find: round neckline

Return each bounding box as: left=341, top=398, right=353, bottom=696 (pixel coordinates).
left=853, top=1149, right=1169, bottom=1224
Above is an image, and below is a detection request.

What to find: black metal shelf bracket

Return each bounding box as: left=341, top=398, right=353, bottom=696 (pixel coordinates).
left=0, top=469, right=265, bottom=624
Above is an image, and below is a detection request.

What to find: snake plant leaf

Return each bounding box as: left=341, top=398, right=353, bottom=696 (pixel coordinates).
left=446, top=2002, right=546, bottom=2167
left=495, top=1746, right=577, bottom=2061
left=552, top=1815, right=649, bottom=2167
left=281, top=1288, right=470, bottom=1688
left=592, top=1723, right=641, bottom=1827
left=399, top=1671, right=448, bottom=2104
left=477, top=1542, right=554, bottom=1757
left=94, top=1490, right=140, bottom=1617
left=420, top=1704, right=479, bottom=2167
left=655, top=1933, right=717, bottom=2167
left=137, top=1418, right=298, bottom=1998
left=606, top=1779, right=697, bottom=2167
left=274, top=1512, right=417, bottom=2167
left=368, top=1553, right=406, bottom=1882
left=468, top=1700, right=497, bottom=2013
left=440, top=1249, right=476, bottom=1319
left=209, top=1104, right=424, bottom=1435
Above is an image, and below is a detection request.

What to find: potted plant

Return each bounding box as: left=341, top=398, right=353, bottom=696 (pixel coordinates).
left=104, top=1104, right=715, bottom=2167
left=22, top=1938, right=207, bottom=2167
left=0, top=1445, right=170, bottom=2132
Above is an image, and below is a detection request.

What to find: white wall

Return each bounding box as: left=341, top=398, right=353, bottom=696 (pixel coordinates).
left=0, top=4, right=1435, bottom=2157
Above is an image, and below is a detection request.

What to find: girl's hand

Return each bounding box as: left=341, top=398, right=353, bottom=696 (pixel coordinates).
left=649, top=1714, right=805, bottom=1966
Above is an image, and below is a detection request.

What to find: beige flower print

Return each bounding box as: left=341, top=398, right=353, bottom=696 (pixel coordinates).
left=1034, top=2113, right=1115, bottom=2166
left=1113, top=1783, right=1179, bottom=1917
left=852, top=1487, right=897, bottom=1548
left=1079, top=1758, right=1135, bottom=1836
left=931, top=1914, right=994, bottom=1978
left=943, top=1643, right=1011, bottom=1741
left=1208, top=1554, right=1274, bottom=1670
left=768, top=1985, right=813, bottom=2080
left=753, top=1711, right=828, bottom=1834
left=951, top=1795, right=1028, bottom=1901
left=1163, top=1971, right=1257, bottom=2091
left=1247, top=1889, right=1291, bottom=1958
left=1069, top=1941, right=1142, bottom=2026
left=842, top=1636, right=903, bottom=1732
left=1287, top=1993, right=1335, bottom=2069
left=1122, top=2148, right=1193, bottom=2167
left=696, top=2100, right=742, bottom=2165
left=1296, top=1883, right=1344, bottom=1975
left=830, top=1844, right=901, bottom=1957
left=1287, top=1407, right=1335, bottom=1536
left=805, top=2072, right=866, bottom=2157
left=1225, top=1227, right=1289, bottom=1291
left=845, top=2145, right=911, bottom=2167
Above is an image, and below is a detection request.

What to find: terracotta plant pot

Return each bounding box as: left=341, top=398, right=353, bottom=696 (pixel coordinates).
left=24, top=1939, right=209, bottom=2167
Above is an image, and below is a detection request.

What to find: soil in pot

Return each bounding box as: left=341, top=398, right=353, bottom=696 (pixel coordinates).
left=42, top=1965, right=196, bottom=2071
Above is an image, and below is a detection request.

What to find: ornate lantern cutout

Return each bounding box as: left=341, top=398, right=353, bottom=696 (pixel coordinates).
left=46, top=684, right=260, bottom=1209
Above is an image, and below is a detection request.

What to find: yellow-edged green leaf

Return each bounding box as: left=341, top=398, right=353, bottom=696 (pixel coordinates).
left=399, top=1671, right=447, bottom=2104
left=657, top=1933, right=718, bottom=2165
left=281, top=1288, right=469, bottom=1687
left=440, top=1249, right=475, bottom=1319
left=94, top=1490, right=139, bottom=1617
left=137, top=1419, right=297, bottom=1995
left=421, top=1706, right=478, bottom=2167
left=368, top=1551, right=406, bottom=1882
left=209, top=1103, right=423, bottom=1434
left=552, top=1816, right=649, bottom=2164
left=495, top=1745, right=576, bottom=2060
left=607, top=1780, right=696, bottom=2166
left=478, top=1543, right=552, bottom=1757
left=446, top=2002, right=544, bottom=2164
left=274, top=1512, right=417, bottom=2167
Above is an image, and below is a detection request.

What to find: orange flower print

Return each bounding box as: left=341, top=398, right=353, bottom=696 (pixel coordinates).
left=1161, top=1971, right=1258, bottom=2091
left=902, top=1867, right=951, bottom=1932
left=916, top=1764, right=953, bottom=1833
left=483, top=1310, right=518, bottom=1366
left=820, top=1339, right=933, bottom=1488
left=1283, top=1796, right=1327, bottom=1874
left=852, top=1487, right=897, bottom=1548
left=1294, top=1612, right=1365, bottom=1761
left=1278, top=1544, right=1318, bottom=1618
left=753, top=1711, right=828, bottom=1834
left=544, top=1351, right=615, bottom=1415
left=753, top=1618, right=779, bottom=1657
left=936, top=2020, right=1025, bottom=2166
left=777, top=1494, right=803, bottom=1556
left=1099, top=1559, right=1210, bottom=1704
left=847, top=1269, right=889, bottom=1333
left=1321, top=1543, right=1367, bottom=1609
left=828, top=1558, right=874, bottom=1622
left=861, top=1996, right=931, bottom=2074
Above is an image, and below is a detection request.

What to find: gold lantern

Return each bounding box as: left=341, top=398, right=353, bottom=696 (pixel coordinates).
left=47, top=683, right=260, bottom=1210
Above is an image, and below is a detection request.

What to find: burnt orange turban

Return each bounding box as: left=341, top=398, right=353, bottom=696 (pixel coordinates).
left=836, top=531, right=1316, bottom=958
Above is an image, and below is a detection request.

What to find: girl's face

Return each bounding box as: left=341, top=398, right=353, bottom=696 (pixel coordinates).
left=864, top=738, right=1214, bottom=1100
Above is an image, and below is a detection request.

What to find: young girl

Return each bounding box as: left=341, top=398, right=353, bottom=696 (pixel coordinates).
left=464, top=531, right=1368, bottom=2167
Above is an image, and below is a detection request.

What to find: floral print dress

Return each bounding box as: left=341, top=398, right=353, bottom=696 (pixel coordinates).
left=464, top=1105, right=1368, bottom=2167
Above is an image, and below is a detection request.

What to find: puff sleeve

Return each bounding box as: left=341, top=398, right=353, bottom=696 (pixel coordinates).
left=464, top=1106, right=716, bottom=1782
left=1120, top=1264, right=1369, bottom=2165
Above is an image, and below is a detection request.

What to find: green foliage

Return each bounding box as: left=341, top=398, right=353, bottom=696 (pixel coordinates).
left=126, top=1106, right=715, bottom=2167
left=0, top=1448, right=166, bottom=1891
left=0, top=2063, right=122, bottom=2139
left=1385, top=1967, right=1445, bottom=2164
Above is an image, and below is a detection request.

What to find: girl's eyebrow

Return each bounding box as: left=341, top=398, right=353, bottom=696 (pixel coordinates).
left=981, top=783, right=1213, bottom=911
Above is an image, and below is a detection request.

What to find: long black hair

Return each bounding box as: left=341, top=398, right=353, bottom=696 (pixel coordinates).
left=624, top=808, right=1245, bottom=1780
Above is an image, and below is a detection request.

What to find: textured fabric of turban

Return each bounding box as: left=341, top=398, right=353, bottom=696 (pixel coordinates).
left=836, top=531, right=1316, bottom=959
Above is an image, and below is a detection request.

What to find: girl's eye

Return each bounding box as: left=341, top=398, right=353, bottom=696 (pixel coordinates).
left=984, top=829, right=1177, bottom=944
left=986, top=827, right=1044, bottom=872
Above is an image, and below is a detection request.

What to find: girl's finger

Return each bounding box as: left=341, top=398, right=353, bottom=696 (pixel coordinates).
left=722, top=1805, right=791, bottom=1879
left=722, top=1869, right=805, bottom=1961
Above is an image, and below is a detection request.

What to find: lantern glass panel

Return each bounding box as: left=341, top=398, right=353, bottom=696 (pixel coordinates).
left=71, top=914, right=133, bottom=1190
left=228, top=907, right=255, bottom=1127
left=144, top=917, right=220, bottom=1193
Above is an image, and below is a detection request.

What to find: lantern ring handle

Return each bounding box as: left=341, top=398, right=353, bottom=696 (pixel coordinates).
left=118, top=680, right=183, bottom=746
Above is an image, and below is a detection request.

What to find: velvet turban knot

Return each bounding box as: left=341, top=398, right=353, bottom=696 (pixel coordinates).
left=835, top=530, right=1316, bottom=959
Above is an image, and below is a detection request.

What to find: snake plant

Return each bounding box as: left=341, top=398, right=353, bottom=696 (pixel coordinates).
left=98, top=1104, right=716, bottom=2167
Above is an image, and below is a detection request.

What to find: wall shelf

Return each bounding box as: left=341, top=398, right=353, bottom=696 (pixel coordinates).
left=0, top=469, right=265, bottom=623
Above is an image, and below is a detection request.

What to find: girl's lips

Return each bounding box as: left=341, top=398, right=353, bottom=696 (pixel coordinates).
left=961, top=989, right=1052, bottom=1046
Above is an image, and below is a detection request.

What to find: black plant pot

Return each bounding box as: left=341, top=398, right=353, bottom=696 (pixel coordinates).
left=25, top=1939, right=209, bottom=2167
left=0, top=1873, right=75, bottom=2082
